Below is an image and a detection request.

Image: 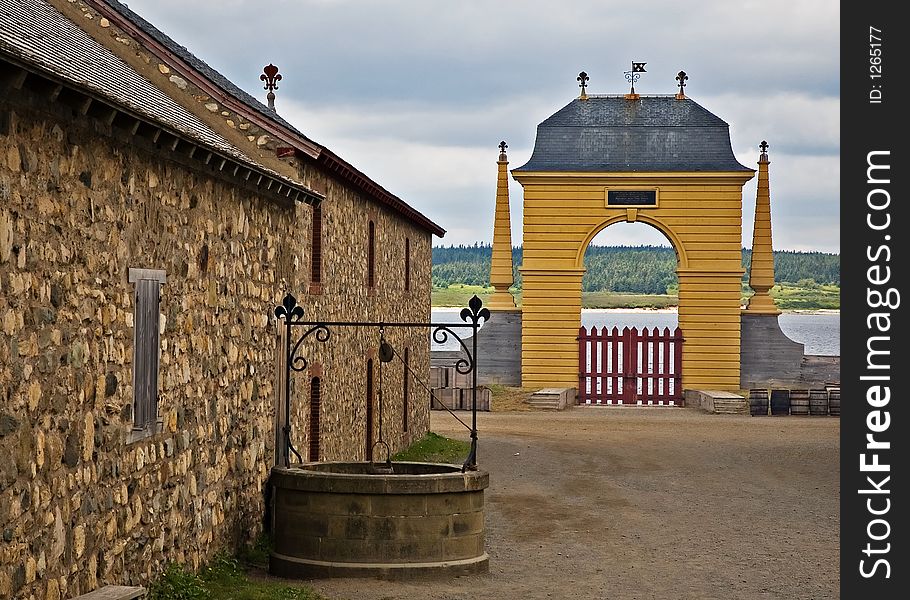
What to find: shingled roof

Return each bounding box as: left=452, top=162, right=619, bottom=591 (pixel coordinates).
left=96, top=0, right=309, bottom=142
left=514, top=95, right=751, bottom=173
left=90, top=0, right=445, bottom=237
left=0, top=0, right=322, bottom=203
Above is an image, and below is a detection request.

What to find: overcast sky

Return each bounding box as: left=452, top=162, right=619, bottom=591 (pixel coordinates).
left=119, top=0, right=839, bottom=253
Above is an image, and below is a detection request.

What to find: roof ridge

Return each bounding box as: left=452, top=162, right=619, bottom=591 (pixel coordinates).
left=586, top=94, right=682, bottom=98
left=94, top=0, right=309, bottom=140
left=87, top=0, right=445, bottom=236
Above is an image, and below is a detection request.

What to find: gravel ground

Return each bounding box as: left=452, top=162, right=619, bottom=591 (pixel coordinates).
left=302, top=408, right=840, bottom=600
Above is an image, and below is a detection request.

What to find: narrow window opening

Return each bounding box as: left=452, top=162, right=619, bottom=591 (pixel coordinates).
left=404, top=237, right=410, bottom=292
left=367, top=220, right=375, bottom=288
left=366, top=358, right=374, bottom=460
left=310, top=203, right=322, bottom=288
left=309, top=377, right=321, bottom=461
left=402, top=348, right=409, bottom=432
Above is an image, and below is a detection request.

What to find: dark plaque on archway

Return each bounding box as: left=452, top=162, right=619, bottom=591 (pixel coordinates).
left=607, top=190, right=657, bottom=206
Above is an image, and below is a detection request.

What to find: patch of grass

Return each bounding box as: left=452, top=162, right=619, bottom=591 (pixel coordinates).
left=236, top=533, right=272, bottom=569
left=433, top=283, right=840, bottom=311
left=149, top=552, right=326, bottom=600
left=392, top=431, right=471, bottom=464
left=148, top=563, right=211, bottom=600
left=768, top=283, right=840, bottom=310
left=431, top=284, right=492, bottom=307
left=581, top=292, right=678, bottom=309
left=431, top=284, right=521, bottom=307
left=486, top=384, right=536, bottom=411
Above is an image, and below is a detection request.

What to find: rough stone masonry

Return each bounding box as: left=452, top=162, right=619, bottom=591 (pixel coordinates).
left=0, top=71, right=433, bottom=599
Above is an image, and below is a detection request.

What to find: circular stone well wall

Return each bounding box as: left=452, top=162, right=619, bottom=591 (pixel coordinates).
left=269, top=462, right=489, bottom=579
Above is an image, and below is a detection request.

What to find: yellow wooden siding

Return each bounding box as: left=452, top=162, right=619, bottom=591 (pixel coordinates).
left=515, top=170, right=753, bottom=392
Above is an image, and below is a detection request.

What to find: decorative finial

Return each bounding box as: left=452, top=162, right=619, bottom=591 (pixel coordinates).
left=498, top=141, right=508, bottom=161
left=260, top=63, right=282, bottom=110
left=759, top=140, right=769, bottom=160
left=624, top=61, right=646, bottom=95
left=577, top=71, right=589, bottom=100
left=675, top=70, right=688, bottom=98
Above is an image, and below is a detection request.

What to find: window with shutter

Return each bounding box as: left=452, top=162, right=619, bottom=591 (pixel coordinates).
left=128, top=268, right=165, bottom=437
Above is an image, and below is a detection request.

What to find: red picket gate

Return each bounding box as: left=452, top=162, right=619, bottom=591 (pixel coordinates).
left=578, top=326, right=683, bottom=405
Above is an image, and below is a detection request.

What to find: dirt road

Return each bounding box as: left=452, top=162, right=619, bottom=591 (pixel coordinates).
left=305, top=408, right=840, bottom=600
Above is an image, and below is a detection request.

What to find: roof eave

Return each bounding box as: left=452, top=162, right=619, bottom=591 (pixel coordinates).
left=85, top=0, right=321, bottom=160
left=313, top=148, right=446, bottom=238
left=1, top=50, right=323, bottom=206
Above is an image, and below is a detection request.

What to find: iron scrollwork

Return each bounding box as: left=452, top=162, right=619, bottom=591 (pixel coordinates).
left=273, top=293, right=490, bottom=471
left=276, top=294, right=332, bottom=373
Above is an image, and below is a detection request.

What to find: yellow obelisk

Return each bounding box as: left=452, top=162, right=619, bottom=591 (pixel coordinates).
left=744, top=141, right=780, bottom=314
left=488, top=141, right=517, bottom=309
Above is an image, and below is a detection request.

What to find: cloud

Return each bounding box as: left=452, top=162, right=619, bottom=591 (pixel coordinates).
left=719, top=93, right=839, bottom=157
left=740, top=153, right=840, bottom=253
left=118, top=0, right=840, bottom=252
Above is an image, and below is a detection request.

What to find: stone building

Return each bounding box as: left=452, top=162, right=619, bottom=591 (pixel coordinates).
left=0, top=0, right=444, bottom=596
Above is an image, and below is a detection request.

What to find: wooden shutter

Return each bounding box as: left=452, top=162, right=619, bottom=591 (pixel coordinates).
left=133, top=278, right=161, bottom=429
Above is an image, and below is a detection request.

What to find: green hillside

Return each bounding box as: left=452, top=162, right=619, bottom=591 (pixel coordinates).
left=432, top=244, right=840, bottom=309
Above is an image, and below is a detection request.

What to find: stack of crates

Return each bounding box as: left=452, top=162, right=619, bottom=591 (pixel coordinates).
left=429, top=366, right=492, bottom=411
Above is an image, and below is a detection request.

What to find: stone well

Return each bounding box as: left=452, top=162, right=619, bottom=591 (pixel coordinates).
left=269, top=462, right=489, bottom=579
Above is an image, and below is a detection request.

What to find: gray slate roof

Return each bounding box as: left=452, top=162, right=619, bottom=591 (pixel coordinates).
left=514, top=95, right=751, bottom=173
left=0, top=0, right=312, bottom=192
left=99, top=0, right=311, bottom=143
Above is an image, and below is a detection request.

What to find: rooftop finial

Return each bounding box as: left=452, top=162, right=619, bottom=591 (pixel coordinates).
left=759, top=140, right=769, bottom=160
left=577, top=71, right=589, bottom=100
left=261, top=63, right=282, bottom=110
left=498, top=140, right=508, bottom=161
left=675, top=70, right=688, bottom=99
left=624, top=61, right=646, bottom=96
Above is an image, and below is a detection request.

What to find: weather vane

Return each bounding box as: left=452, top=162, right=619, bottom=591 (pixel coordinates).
left=624, top=61, right=646, bottom=95
left=676, top=70, right=688, bottom=98
left=261, top=63, right=282, bottom=110
left=577, top=71, right=589, bottom=99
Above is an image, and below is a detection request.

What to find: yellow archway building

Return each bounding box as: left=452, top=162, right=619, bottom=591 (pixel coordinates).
left=512, top=94, right=755, bottom=392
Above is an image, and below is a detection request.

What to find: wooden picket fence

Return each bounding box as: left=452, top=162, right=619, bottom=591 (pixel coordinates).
left=578, top=326, right=683, bottom=405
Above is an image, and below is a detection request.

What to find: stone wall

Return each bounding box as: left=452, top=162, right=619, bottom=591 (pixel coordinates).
left=0, top=84, right=432, bottom=597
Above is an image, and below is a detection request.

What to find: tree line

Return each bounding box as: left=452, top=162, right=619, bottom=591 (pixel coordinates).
left=432, top=244, right=840, bottom=294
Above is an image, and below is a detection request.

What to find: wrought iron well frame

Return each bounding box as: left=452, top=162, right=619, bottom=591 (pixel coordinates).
left=274, top=293, right=490, bottom=472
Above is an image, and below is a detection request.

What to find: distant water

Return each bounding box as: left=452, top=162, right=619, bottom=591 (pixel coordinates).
left=430, top=309, right=840, bottom=356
